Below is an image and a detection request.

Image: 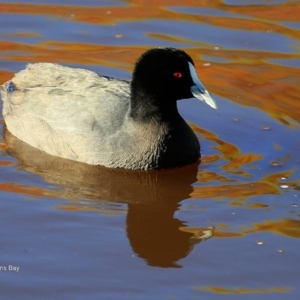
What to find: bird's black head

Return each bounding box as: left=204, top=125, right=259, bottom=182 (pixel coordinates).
left=130, top=47, right=216, bottom=120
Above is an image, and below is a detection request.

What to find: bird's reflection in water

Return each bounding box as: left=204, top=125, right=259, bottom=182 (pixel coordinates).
left=4, top=127, right=213, bottom=268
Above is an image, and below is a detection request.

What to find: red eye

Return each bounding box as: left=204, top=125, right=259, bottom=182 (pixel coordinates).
left=173, top=72, right=182, bottom=78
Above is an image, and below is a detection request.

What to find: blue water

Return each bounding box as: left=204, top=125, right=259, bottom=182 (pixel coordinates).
left=0, top=1, right=299, bottom=299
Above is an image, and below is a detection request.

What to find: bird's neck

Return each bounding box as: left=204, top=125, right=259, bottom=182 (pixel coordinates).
left=129, top=88, right=180, bottom=123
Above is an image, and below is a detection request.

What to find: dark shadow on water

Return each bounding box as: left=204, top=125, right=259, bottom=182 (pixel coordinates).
left=4, top=127, right=213, bottom=268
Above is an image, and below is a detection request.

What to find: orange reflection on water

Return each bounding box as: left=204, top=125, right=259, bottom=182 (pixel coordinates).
left=197, top=170, right=236, bottom=183
left=195, top=61, right=300, bottom=126
left=194, top=285, right=293, bottom=294
left=191, top=124, right=240, bottom=161
left=215, top=218, right=300, bottom=239
left=0, top=160, right=13, bottom=166
left=0, top=40, right=144, bottom=69
left=247, top=202, right=269, bottom=209
left=56, top=204, right=126, bottom=216
left=0, top=182, right=46, bottom=197
left=191, top=181, right=279, bottom=200
left=227, top=1, right=300, bottom=22
left=192, top=124, right=263, bottom=176
left=0, top=3, right=167, bottom=25
left=0, top=32, right=41, bottom=38
left=201, top=154, right=220, bottom=164
left=223, top=153, right=263, bottom=172
left=262, top=169, right=296, bottom=186
left=1, top=1, right=300, bottom=40
left=0, top=70, right=14, bottom=85
left=214, top=230, right=242, bottom=238
left=252, top=219, right=300, bottom=238
left=129, top=0, right=300, bottom=25
left=190, top=122, right=296, bottom=201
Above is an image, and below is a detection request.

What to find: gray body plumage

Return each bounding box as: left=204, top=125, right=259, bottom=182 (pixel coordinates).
left=1, top=62, right=200, bottom=169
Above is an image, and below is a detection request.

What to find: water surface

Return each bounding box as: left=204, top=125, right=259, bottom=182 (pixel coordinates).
left=0, top=1, right=299, bottom=299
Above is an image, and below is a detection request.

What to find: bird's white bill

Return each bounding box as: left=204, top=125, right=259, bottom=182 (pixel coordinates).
left=188, top=62, right=217, bottom=109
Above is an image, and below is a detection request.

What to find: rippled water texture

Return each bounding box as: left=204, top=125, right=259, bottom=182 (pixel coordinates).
left=0, top=1, right=300, bottom=299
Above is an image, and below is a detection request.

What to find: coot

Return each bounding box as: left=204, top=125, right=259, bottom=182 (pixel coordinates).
left=1, top=47, right=217, bottom=170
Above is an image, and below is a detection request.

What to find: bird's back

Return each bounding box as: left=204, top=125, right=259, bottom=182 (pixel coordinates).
left=1, top=63, right=132, bottom=165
